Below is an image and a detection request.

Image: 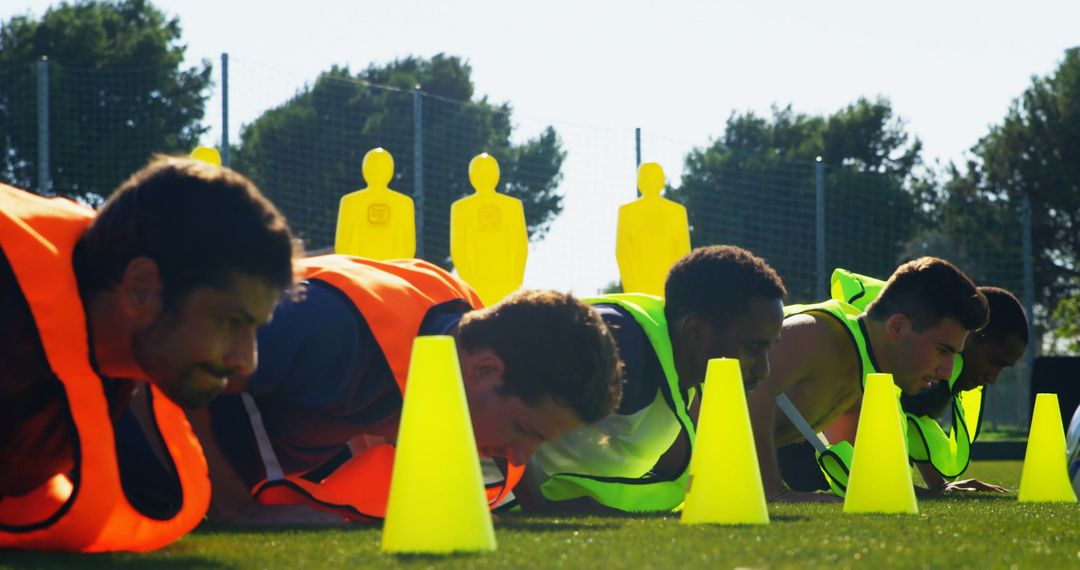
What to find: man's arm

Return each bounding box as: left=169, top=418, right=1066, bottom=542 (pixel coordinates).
left=188, top=408, right=347, bottom=525
left=186, top=408, right=258, bottom=522
left=747, top=315, right=837, bottom=503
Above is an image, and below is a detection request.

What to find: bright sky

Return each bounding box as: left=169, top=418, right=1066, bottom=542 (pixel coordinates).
left=11, top=0, right=1080, bottom=293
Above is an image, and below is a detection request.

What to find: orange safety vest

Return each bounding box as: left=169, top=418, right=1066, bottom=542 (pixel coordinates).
left=249, top=254, right=524, bottom=520
left=0, top=184, right=211, bottom=552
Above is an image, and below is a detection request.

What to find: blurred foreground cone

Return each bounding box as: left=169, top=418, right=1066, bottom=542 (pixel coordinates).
left=681, top=358, right=769, bottom=525
left=1018, top=393, right=1077, bottom=503
left=844, top=373, right=918, bottom=514
left=381, top=336, right=497, bottom=554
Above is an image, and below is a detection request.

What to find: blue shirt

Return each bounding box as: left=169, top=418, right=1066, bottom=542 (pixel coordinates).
left=209, top=279, right=469, bottom=485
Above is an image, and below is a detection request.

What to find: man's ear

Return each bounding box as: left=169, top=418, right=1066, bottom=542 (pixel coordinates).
left=118, top=256, right=163, bottom=325
left=886, top=313, right=910, bottom=339
left=460, top=346, right=506, bottom=391
left=679, top=314, right=718, bottom=350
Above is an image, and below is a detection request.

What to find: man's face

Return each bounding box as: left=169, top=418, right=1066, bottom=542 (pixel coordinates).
left=890, top=316, right=969, bottom=395
left=470, top=392, right=582, bottom=467
left=693, top=297, right=785, bottom=390
left=133, top=272, right=281, bottom=409
left=955, top=333, right=1027, bottom=392
left=460, top=348, right=582, bottom=467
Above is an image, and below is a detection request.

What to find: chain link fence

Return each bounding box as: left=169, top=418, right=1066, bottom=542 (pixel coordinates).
left=0, top=56, right=1035, bottom=429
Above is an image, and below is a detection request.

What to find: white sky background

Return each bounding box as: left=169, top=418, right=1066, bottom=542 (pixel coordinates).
left=9, top=0, right=1080, bottom=294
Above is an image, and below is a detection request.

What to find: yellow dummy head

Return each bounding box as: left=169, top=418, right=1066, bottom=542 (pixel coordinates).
left=190, top=146, right=221, bottom=166
left=469, top=153, right=500, bottom=194
left=362, top=147, right=395, bottom=189
left=637, top=162, right=665, bottom=198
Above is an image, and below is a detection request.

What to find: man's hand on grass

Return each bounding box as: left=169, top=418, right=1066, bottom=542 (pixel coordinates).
left=941, top=478, right=1009, bottom=494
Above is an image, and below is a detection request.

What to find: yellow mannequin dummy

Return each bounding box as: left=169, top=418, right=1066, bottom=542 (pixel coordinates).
left=615, top=162, right=690, bottom=296
left=335, top=148, right=416, bottom=259
left=450, top=153, right=528, bottom=306
left=191, top=146, right=221, bottom=166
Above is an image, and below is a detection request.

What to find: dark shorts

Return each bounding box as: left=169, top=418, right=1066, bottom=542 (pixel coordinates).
left=776, top=440, right=829, bottom=492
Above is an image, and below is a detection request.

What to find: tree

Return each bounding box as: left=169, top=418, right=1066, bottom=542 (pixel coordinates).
left=937, top=48, right=1080, bottom=351
left=0, top=0, right=211, bottom=204
left=232, top=55, right=566, bottom=267
left=669, top=99, right=924, bottom=301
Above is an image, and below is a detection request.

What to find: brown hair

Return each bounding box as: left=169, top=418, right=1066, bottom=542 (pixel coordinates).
left=456, top=290, right=624, bottom=423
left=866, top=257, right=987, bottom=331
left=75, top=156, right=298, bottom=308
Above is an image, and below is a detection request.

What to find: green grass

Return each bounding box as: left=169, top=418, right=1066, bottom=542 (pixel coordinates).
left=3, top=461, right=1078, bottom=569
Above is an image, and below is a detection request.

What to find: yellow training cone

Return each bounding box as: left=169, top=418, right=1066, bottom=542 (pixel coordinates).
left=1018, top=393, right=1078, bottom=503
left=681, top=358, right=769, bottom=525
left=381, top=336, right=496, bottom=554
left=844, top=373, right=918, bottom=514
left=190, top=146, right=221, bottom=166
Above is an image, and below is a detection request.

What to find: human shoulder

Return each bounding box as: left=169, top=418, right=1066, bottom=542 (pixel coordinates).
left=769, top=311, right=852, bottom=385
left=782, top=312, right=848, bottom=358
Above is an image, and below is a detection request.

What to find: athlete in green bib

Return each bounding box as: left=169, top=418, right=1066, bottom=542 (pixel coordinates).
left=748, top=257, right=989, bottom=503
left=516, top=245, right=787, bottom=513
left=833, top=269, right=1028, bottom=494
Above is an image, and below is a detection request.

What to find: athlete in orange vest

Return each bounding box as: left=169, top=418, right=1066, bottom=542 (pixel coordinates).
left=0, top=157, right=297, bottom=551
left=183, top=254, right=625, bottom=524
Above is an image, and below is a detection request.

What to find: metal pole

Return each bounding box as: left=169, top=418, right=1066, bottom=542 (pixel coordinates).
left=37, top=56, right=50, bottom=195
left=221, top=53, right=230, bottom=168
left=1021, top=192, right=1036, bottom=425
left=635, top=127, right=641, bottom=168
left=635, top=127, right=642, bottom=197
left=815, top=157, right=826, bottom=299
left=413, top=85, right=425, bottom=259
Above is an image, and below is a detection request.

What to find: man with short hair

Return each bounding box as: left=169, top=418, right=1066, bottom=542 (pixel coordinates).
left=750, top=257, right=989, bottom=502
left=0, top=157, right=297, bottom=551
left=518, top=245, right=787, bottom=513
left=188, top=254, right=625, bottom=524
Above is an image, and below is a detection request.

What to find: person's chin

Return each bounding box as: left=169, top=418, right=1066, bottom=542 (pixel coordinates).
left=167, top=377, right=227, bottom=409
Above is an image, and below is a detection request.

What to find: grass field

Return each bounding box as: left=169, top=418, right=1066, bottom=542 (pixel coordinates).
left=3, top=461, right=1078, bottom=569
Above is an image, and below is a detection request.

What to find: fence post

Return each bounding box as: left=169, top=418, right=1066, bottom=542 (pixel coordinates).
left=37, top=56, right=50, bottom=195
left=221, top=53, right=230, bottom=168
left=413, top=85, right=425, bottom=259
left=635, top=127, right=641, bottom=169
left=815, top=157, right=826, bottom=300
left=1021, top=192, right=1036, bottom=426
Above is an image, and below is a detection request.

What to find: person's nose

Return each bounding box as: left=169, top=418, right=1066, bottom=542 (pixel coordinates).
left=224, top=328, right=258, bottom=378
left=936, top=357, right=955, bottom=381
left=748, top=356, right=770, bottom=390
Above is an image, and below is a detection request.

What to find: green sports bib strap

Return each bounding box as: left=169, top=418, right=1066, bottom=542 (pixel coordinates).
left=906, top=384, right=983, bottom=480
left=816, top=441, right=854, bottom=497
left=830, top=268, right=884, bottom=312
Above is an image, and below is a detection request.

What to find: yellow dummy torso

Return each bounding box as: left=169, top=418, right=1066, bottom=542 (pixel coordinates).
left=450, top=153, right=528, bottom=306
left=335, top=148, right=416, bottom=260
left=616, top=162, right=690, bottom=296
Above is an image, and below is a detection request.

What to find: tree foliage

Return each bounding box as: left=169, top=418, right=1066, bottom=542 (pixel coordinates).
left=670, top=98, right=923, bottom=301
left=0, top=0, right=211, bottom=203
left=935, top=48, right=1080, bottom=349
left=232, top=54, right=566, bottom=266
